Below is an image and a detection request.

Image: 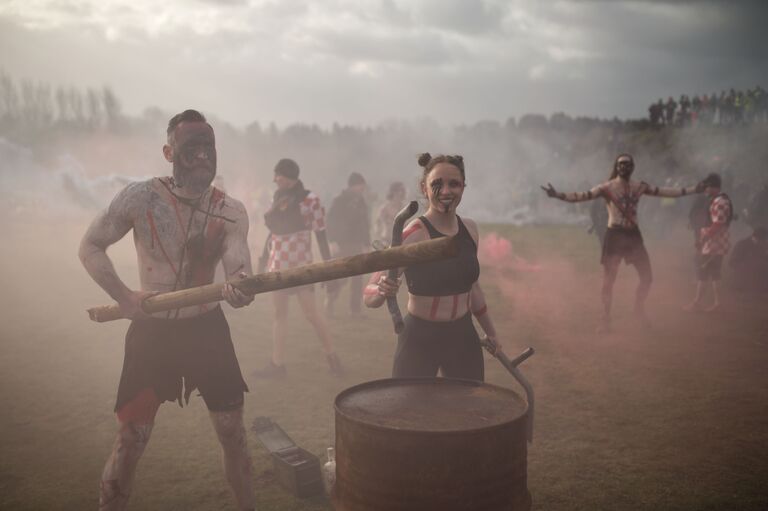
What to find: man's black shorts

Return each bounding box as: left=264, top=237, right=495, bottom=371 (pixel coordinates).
left=601, top=226, right=650, bottom=265
left=115, top=306, right=248, bottom=413
left=698, top=254, right=724, bottom=282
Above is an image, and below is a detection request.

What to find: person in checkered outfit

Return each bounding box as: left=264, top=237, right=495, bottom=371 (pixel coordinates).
left=254, top=158, right=342, bottom=378
left=685, top=173, right=733, bottom=312
left=542, top=154, right=705, bottom=332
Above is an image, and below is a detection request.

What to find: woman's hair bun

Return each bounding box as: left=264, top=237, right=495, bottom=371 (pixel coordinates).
left=417, top=153, right=432, bottom=167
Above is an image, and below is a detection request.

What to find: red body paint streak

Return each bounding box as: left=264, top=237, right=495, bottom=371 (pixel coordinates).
left=473, top=305, right=487, bottom=317
left=450, top=294, right=459, bottom=320
left=429, top=296, right=440, bottom=320
left=211, top=187, right=225, bottom=206
left=196, top=188, right=227, bottom=309
left=402, top=222, right=422, bottom=240
left=116, top=388, right=161, bottom=425
left=146, top=211, right=179, bottom=277
left=187, top=219, right=225, bottom=287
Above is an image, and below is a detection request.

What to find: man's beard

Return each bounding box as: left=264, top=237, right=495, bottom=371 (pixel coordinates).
left=173, top=163, right=216, bottom=195
left=617, top=169, right=633, bottom=179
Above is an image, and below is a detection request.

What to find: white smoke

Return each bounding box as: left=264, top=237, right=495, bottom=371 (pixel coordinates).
left=0, top=137, right=148, bottom=219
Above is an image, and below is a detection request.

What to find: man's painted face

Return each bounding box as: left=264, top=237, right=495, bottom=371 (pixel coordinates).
left=171, top=122, right=217, bottom=194
left=424, top=163, right=465, bottom=213
left=616, top=157, right=634, bottom=179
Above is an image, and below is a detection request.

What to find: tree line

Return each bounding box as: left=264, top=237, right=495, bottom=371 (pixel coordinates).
left=0, top=71, right=125, bottom=140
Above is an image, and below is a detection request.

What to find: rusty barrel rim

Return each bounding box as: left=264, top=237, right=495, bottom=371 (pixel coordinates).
left=334, top=377, right=528, bottom=435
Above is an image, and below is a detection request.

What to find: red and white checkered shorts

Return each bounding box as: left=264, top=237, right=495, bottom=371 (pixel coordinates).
left=267, top=230, right=313, bottom=271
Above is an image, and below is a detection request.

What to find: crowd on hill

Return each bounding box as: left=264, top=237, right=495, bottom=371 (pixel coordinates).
left=648, top=87, right=767, bottom=127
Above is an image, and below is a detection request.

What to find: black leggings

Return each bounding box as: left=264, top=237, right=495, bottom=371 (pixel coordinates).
left=392, top=313, right=484, bottom=381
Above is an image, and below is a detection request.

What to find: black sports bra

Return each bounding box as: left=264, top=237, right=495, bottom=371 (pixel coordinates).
left=404, top=216, right=480, bottom=296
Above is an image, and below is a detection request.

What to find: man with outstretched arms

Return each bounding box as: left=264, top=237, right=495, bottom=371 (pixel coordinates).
left=79, top=109, right=256, bottom=511
left=542, top=153, right=704, bottom=332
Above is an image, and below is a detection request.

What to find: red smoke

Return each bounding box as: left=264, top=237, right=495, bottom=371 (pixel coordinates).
left=479, top=232, right=541, bottom=272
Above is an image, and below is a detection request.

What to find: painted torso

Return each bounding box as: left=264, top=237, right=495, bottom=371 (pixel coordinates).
left=599, top=178, right=648, bottom=229
left=127, top=178, right=237, bottom=318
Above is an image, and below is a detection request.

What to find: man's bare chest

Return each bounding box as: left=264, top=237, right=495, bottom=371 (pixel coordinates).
left=133, top=186, right=228, bottom=287
left=606, top=182, right=642, bottom=209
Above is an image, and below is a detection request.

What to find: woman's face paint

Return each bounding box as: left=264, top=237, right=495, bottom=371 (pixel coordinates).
left=430, top=179, right=443, bottom=204
left=424, top=163, right=465, bottom=213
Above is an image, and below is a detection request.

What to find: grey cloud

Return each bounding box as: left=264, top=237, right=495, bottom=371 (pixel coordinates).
left=413, top=0, right=510, bottom=36
left=194, top=0, right=250, bottom=6
left=549, top=0, right=768, bottom=60
left=306, top=27, right=469, bottom=67
left=379, top=0, right=412, bottom=27
left=1, top=0, right=766, bottom=127
left=46, top=1, right=93, bottom=16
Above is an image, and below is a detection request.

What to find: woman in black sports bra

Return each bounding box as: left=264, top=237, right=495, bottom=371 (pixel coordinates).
left=363, top=153, right=502, bottom=381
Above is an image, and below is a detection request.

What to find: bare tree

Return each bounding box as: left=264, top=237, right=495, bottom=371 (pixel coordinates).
left=86, top=87, right=103, bottom=128
left=69, top=87, right=85, bottom=127
left=55, top=86, right=71, bottom=123
left=102, top=86, right=123, bottom=131
left=0, top=71, right=20, bottom=123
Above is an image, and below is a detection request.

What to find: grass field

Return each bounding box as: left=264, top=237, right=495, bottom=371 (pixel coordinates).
left=1, top=215, right=767, bottom=510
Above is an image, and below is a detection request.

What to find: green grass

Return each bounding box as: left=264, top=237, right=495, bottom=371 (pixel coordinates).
left=1, top=219, right=767, bottom=510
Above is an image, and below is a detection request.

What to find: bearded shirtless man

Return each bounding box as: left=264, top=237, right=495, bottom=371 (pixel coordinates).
left=542, top=153, right=704, bottom=332
left=79, top=110, right=256, bottom=510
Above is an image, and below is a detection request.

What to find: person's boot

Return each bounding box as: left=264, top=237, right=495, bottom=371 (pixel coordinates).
left=252, top=361, right=287, bottom=379
left=327, top=353, right=344, bottom=377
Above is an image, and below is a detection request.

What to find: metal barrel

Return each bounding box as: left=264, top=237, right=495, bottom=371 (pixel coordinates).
left=333, top=378, right=531, bottom=511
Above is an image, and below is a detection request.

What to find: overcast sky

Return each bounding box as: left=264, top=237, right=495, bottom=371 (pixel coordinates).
left=1, top=0, right=767, bottom=127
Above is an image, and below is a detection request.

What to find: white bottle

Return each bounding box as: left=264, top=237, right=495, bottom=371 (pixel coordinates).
left=322, top=447, right=336, bottom=495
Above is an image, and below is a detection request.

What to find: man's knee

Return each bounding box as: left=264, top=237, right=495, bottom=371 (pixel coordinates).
left=638, top=265, right=653, bottom=286
left=211, top=408, right=247, bottom=450
left=116, top=421, right=153, bottom=457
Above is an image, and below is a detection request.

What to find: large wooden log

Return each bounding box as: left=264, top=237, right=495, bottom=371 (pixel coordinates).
left=87, top=235, right=458, bottom=323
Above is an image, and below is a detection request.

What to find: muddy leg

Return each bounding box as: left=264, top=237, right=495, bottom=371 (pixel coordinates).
left=600, top=256, right=621, bottom=332
left=210, top=406, right=255, bottom=511
left=99, top=421, right=154, bottom=511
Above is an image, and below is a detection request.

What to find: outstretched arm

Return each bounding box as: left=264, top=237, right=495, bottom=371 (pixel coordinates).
left=79, top=183, right=150, bottom=319
left=220, top=199, right=254, bottom=308
left=541, top=183, right=603, bottom=203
